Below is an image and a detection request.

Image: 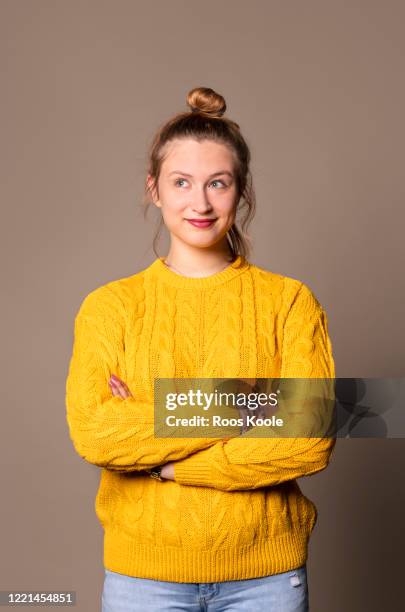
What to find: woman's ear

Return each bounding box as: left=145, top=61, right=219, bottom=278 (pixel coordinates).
left=147, top=174, right=160, bottom=207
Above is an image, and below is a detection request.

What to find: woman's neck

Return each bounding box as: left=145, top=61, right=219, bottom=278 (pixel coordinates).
left=163, top=256, right=235, bottom=278
left=163, top=246, right=235, bottom=278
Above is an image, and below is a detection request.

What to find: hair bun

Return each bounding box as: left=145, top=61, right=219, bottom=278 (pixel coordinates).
left=187, top=87, right=226, bottom=117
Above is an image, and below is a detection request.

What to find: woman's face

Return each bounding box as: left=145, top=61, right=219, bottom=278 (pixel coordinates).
left=148, top=138, right=239, bottom=250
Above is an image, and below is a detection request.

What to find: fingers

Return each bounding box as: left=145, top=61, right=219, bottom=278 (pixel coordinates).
left=109, top=374, right=133, bottom=399
left=237, top=406, right=253, bottom=433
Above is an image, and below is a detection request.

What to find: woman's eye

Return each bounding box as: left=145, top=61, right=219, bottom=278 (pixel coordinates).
left=211, top=180, right=225, bottom=188
left=175, top=179, right=187, bottom=187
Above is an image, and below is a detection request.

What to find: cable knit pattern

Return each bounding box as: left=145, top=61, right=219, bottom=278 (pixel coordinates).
left=65, top=255, right=336, bottom=582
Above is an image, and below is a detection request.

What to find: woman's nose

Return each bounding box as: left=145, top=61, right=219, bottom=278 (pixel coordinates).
left=191, top=188, right=213, bottom=213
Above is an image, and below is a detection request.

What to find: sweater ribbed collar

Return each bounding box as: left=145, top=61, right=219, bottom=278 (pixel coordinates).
left=147, top=254, right=251, bottom=289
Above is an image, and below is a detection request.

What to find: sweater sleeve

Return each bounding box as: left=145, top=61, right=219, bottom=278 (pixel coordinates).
left=65, top=288, right=220, bottom=472
left=173, top=282, right=337, bottom=491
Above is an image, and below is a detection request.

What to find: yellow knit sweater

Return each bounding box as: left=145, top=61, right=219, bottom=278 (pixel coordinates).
left=65, top=254, right=336, bottom=582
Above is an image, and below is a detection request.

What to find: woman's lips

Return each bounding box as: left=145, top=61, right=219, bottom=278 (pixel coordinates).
left=186, top=219, right=216, bottom=228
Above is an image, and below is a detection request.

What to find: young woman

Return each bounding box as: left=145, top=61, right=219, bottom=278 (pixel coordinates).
left=66, top=86, right=336, bottom=611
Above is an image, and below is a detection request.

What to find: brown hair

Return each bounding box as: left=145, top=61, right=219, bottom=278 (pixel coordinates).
left=143, top=86, right=256, bottom=260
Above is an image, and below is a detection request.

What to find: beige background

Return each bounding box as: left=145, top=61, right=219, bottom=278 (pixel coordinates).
left=1, top=1, right=404, bottom=610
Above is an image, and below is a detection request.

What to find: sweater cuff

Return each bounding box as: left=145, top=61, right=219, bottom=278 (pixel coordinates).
left=173, top=452, right=215, bottom=487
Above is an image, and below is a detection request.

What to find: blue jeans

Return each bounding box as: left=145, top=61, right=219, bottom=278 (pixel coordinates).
left=101, top=564, right=309, bottom=611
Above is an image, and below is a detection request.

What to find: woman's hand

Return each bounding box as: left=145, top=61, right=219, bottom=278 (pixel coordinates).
left=160, top=462, right=175, bottom=480
left=109, top=374, right=133, bottom=399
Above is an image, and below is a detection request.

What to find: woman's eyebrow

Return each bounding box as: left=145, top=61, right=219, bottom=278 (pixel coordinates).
left=168, top=170, right=233, bottom=178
